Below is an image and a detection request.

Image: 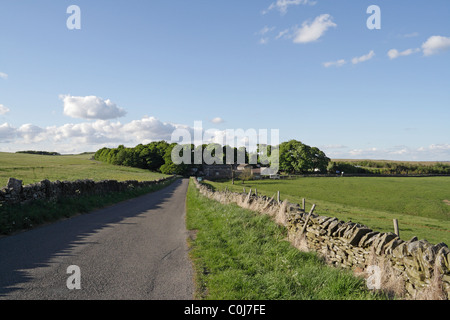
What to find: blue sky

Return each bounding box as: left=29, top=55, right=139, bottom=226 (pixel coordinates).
left=0, top=0, right=449, bottom=160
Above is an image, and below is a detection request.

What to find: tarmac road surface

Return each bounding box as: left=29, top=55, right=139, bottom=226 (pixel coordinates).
left=0, top=178, right=194, bottom=300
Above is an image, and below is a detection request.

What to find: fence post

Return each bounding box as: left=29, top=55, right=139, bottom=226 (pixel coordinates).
left=302, top=198, right=306, bottom=211
left=255, top=188, right=257, bottom=196
left=393, top=219, right=400, bottom=237
left=300, top=204, right=316, bottom=236
left=277, top=191, right=280, bottom=204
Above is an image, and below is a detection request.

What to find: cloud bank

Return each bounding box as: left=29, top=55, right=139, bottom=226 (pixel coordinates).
left=0, top=116, right=192, bottom=154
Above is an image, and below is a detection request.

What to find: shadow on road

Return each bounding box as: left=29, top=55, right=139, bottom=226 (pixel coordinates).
left=0, top=178, right=183, bottom=297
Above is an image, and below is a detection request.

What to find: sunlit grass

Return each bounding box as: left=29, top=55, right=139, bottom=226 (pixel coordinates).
left=0, top=152, right=168, bottom=187
left=207, top=177, right=450, bottom=245
left=186, top=180, right=387, bottom=300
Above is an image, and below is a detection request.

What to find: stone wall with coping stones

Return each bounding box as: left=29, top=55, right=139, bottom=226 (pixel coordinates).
left=0, top=176, right=176, bottom=205
left=193, top=179, right=450, bottom=299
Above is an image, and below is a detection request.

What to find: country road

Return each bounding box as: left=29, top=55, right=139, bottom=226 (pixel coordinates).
left=0, top=178, right=194, bottom=300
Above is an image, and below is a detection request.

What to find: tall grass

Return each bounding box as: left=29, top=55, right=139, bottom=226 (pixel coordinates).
left=186, top=180, right=387, bottom=300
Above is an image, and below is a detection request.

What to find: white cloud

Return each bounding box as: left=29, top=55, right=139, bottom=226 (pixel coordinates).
left=323, top=59, right=346, bottom=68
left=293, top=14, right=336, bottom=44
left=122, top=116, right=185, bottom=142
left=351, top=50, right=375, bottom=64
left=0, top=123, right=17, bottom=142
left=17, top=124, right=46, bottom=143
left=60, top=95, right=127, bottom=120
left=211, top=117, right=224, bottom=124
left=422, top=35, right=450, bottom=56
left=263, top=0, right=316, bottom=15
left=0, top=72, right=8, bottom=80
left=387, top=48, right=420, bottom=59
left=0, top=104, right=10, bottom=115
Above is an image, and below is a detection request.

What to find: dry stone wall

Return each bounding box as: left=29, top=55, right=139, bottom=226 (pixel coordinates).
left=0, top=176, right=176, bottom=206
left=193, top=178, right=450, bottom=300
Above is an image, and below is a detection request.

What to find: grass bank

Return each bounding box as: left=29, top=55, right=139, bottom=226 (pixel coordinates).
left=207, top=177, right=450, bottom=245
left=186, top=179, right=387, bottom=300
left=0, top=177, right=178, bottom=235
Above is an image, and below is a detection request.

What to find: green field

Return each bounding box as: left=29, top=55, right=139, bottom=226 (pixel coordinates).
left=0, top=152, right=168, bottom=187
left=206, top=176, right=450, bottom=245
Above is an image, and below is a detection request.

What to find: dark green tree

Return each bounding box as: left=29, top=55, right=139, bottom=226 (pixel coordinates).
left=279, top=140, right=329, bottom=174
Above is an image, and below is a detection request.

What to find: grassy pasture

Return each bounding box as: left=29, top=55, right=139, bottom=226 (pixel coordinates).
left=0, top=152, right=168, bottom=187
left=207, top=176, right=450, bottom=245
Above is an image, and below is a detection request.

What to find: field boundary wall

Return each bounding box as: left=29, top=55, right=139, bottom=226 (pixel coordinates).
left=0, top=176, right=176, bottom=206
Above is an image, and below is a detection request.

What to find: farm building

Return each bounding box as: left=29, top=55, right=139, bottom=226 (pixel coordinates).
left=199, top=164, right=271, bottom=180
left=202, top=164, right=234, bottom=179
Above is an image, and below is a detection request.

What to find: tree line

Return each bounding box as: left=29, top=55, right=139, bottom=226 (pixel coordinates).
left=328, top=160, right=450, bottom=175
left=16, top=150, right=61, bottom=156
left=94, top=139, right=331, bottom=176
left=94, top=141, right=450, bottom=176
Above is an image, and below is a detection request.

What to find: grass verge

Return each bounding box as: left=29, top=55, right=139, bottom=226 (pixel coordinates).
left=186, top=179, right=387, bottom=300
left=0, top=177, right=178, bottom=235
